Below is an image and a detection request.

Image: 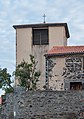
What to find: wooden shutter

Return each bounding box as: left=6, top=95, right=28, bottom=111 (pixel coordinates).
left=41, top=29, right=48, bottom=45
left=33, top=30, right=40, bottom=45
left=33, top=29, right=48, bottom=45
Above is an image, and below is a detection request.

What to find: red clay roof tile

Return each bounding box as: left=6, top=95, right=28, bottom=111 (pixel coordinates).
left=47, top=46, right=84, bottom=55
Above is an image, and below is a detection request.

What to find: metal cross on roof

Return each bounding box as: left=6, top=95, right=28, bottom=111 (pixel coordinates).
left=43, top=14, right=46, bottom=23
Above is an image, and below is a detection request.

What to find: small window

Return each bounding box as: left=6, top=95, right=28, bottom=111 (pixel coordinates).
left=70, top=82, right=82, bottom=90
left=32, top=29, right=49, bottom=45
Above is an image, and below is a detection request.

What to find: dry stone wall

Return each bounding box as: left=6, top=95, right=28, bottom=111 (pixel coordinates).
left=1, top=87, right=84, bottom=119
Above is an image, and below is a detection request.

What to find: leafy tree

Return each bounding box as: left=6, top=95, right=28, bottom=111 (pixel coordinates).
left=0, top=68, right=14, bottom=93
left=14, top=55, right=41, bottom=90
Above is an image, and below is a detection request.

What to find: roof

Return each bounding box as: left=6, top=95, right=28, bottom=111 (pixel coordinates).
left=13, top=23, right=70, bottom=38
left=45, top=46, right=84, bottom=57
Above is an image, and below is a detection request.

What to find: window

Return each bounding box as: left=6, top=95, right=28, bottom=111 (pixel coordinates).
left=70, top=82, right=82, bottom=90
left=32, top=29, right=49, bottom=45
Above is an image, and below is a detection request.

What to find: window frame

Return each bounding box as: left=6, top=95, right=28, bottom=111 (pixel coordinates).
left=32, top=28, right=49, bottom=45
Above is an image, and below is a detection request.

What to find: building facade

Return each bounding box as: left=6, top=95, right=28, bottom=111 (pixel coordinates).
left=45, top=46, right=84, bottom=90
left=13, top=23, right=70, bottom=89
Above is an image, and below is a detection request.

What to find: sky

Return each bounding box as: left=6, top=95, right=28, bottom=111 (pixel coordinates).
left=0, top=0, right=84, bottom=95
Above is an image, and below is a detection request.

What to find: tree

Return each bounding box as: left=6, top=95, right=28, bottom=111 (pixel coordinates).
left=0, top=68, right=14, bottom=93
left=14, top=55, right=41, bottom=90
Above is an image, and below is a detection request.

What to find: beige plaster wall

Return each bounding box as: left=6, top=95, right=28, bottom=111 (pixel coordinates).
left=16, top=27, right=49, bottom=88
left=49, top=57, right=65, bottom=90
left=49, top=26, right=67, bottom=49
left=16, top=28, right=32, bottom=85
left=32, top=45, right=49, bottom=89
left=16, top=28, right=32, bottom=65
left=16, top=26, right=67, bottom=88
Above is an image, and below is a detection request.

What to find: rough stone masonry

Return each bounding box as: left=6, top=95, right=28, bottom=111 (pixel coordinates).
left=0, top=87, right=84, bottom=119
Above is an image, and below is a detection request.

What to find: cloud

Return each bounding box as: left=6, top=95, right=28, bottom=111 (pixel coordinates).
left=0, top=0, right=84, bottom=75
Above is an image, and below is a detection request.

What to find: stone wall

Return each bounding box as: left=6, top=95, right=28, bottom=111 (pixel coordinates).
left=46, top=55, right=84, bottom=91
left=1, top=88, right=84, bottom=119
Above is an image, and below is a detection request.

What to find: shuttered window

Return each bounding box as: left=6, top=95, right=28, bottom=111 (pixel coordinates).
left=33, top=29, right=49, bottom=45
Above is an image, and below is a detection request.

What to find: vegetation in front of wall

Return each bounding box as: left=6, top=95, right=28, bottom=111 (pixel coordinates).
left=14, top=55, right=41, bottom=91
left=0, top=68, right=14, bottom=93
left=0, top=55, right=41, bottom=93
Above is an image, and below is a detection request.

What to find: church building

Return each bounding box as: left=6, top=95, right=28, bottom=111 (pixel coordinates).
left=13, top=22, right=84, bottom=90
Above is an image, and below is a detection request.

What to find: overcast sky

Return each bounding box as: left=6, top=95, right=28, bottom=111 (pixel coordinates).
left=0, top=0, right=84, bottom=95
